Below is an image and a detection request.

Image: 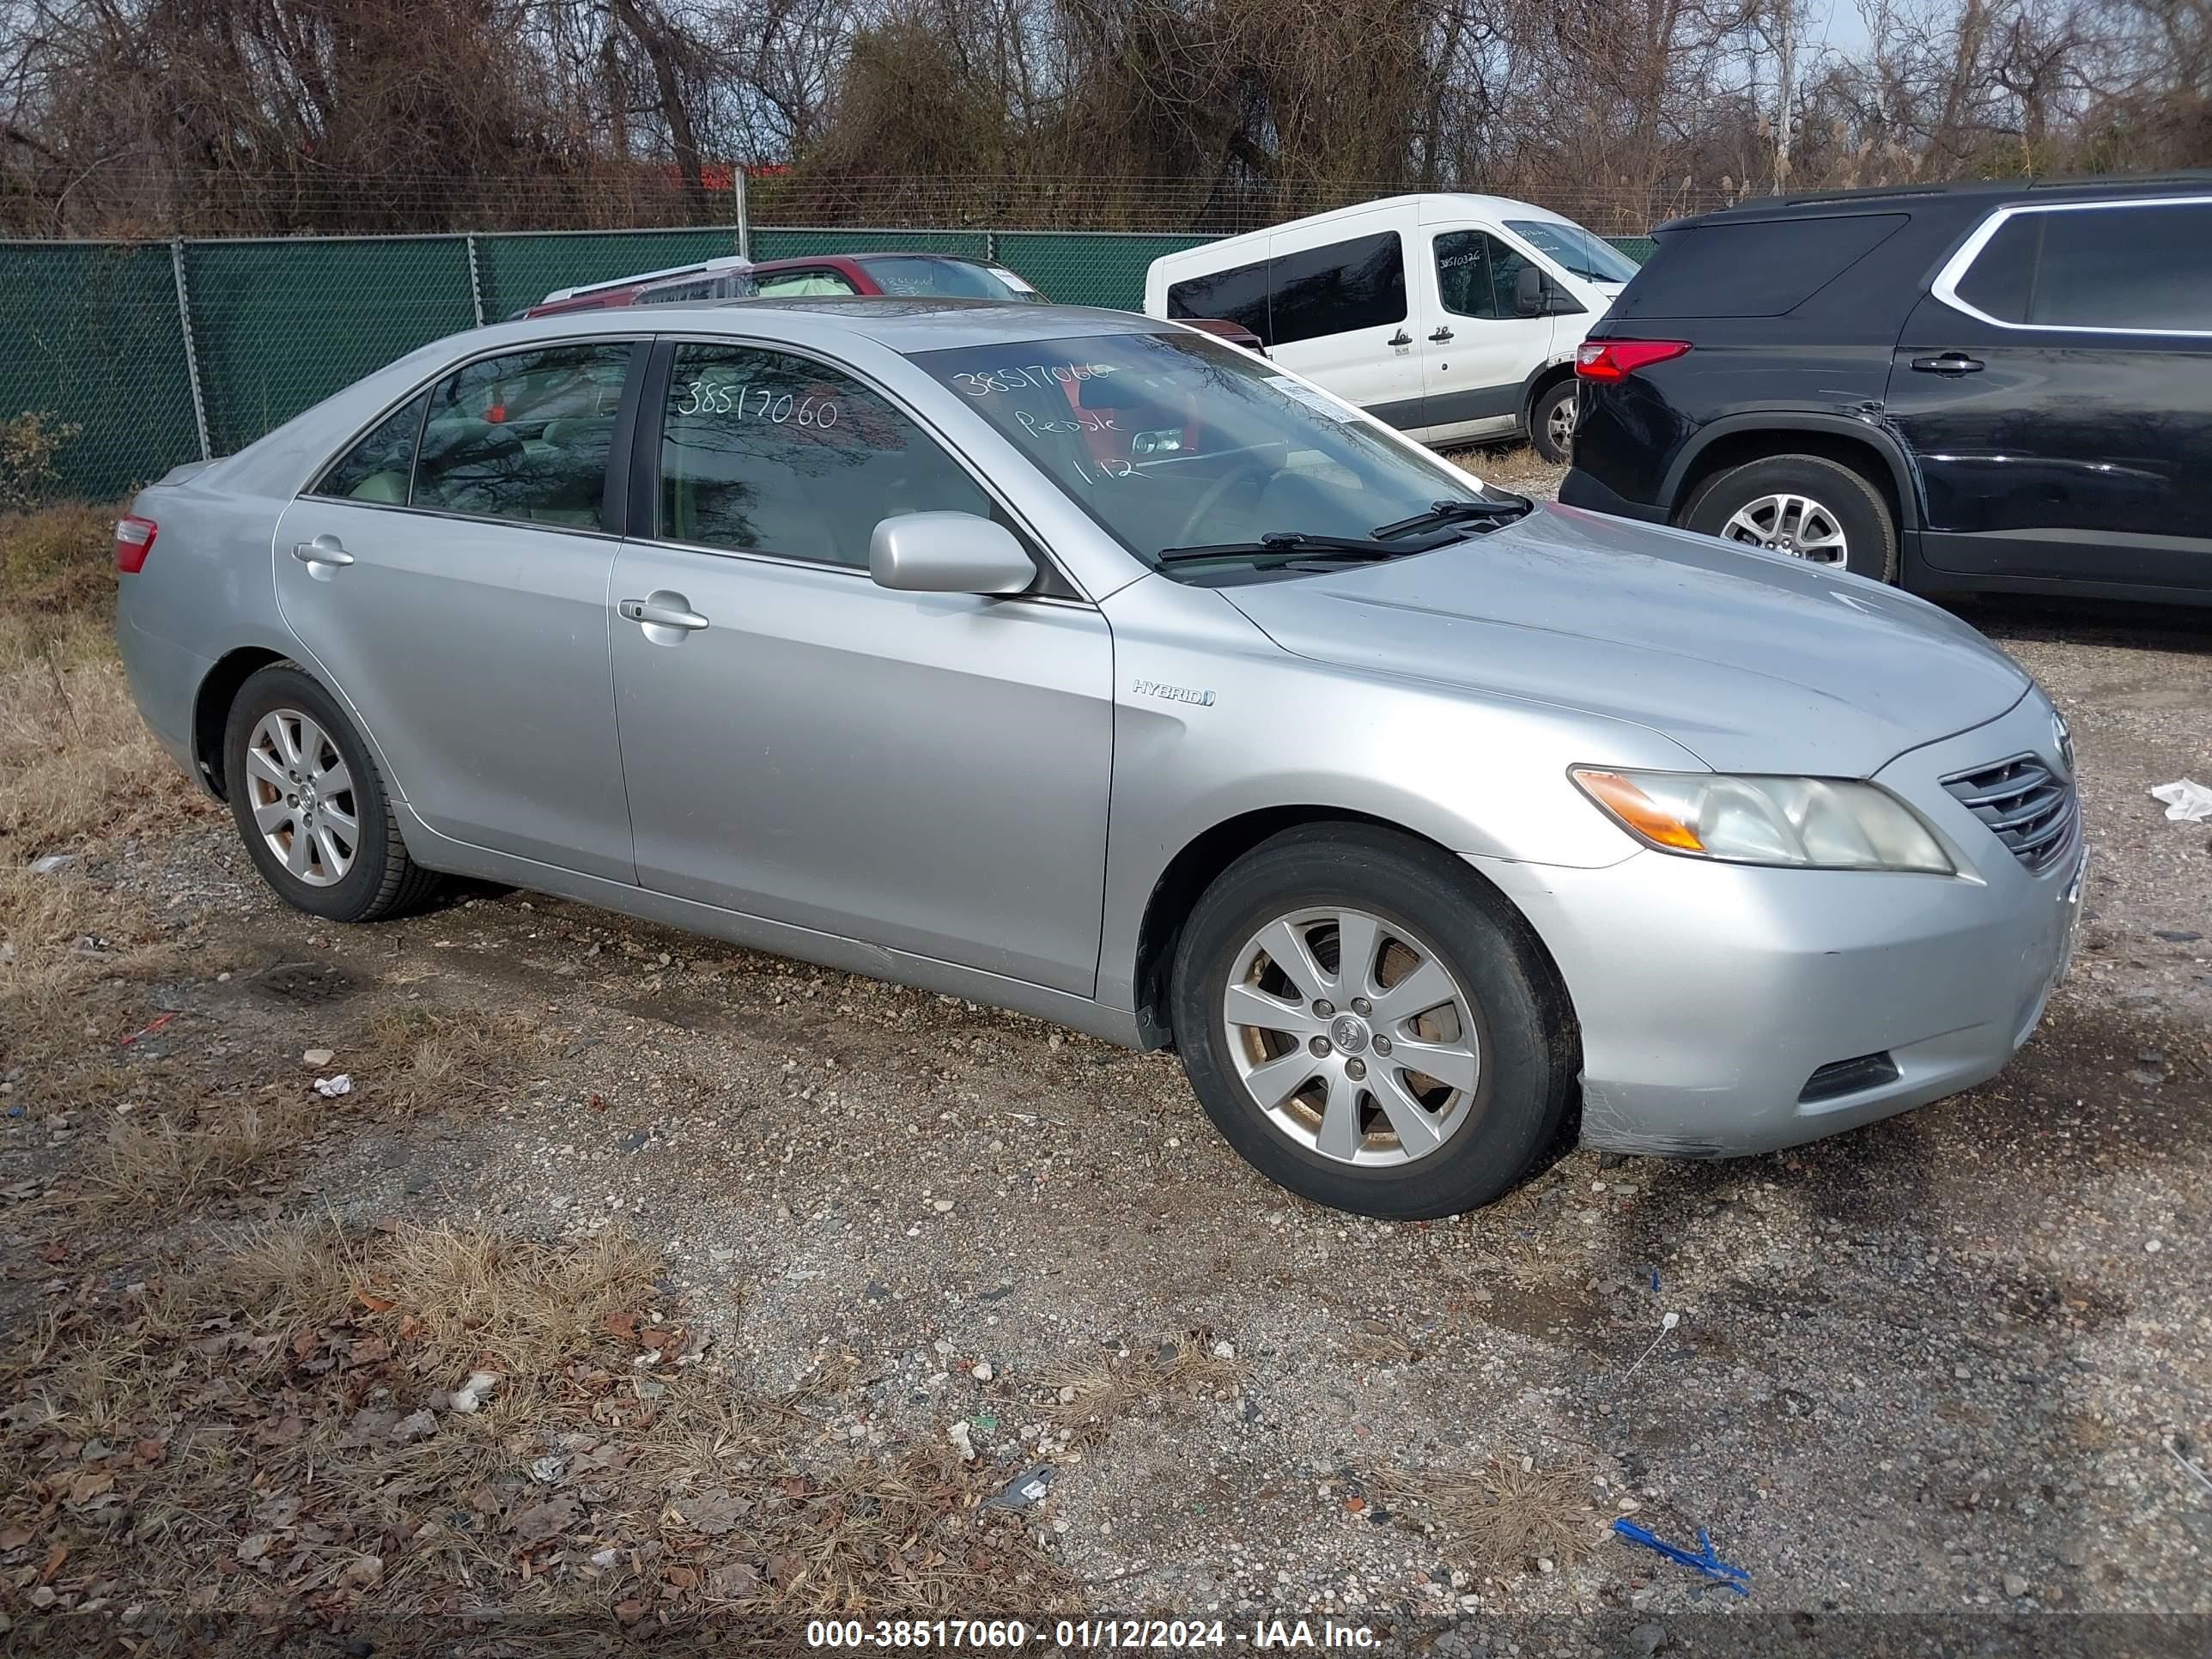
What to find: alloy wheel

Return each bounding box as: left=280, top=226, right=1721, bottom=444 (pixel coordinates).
left=1545, top=393, right=1577, bottom=458
left=1718, top=492, right=1849, bottom=565
left=243, top=709, right=358, bottom=887
left=1220, top=907, right=1482, bottom=1167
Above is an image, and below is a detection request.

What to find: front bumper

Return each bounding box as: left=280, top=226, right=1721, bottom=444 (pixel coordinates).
left=1478, top=695, right=2081, bottom=1158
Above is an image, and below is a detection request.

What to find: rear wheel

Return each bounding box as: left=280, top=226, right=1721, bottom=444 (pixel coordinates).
left=222, top=665, right=441, bottom=923
left=1680, top=453, right=1897, bottom=582
left=1170, top=825, right=1576, bottom=1218
left=1529, top=380, right=1577, bottom=465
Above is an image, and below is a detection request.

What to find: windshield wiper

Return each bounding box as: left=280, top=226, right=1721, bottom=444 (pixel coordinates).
left=1370, top=496, right=1533, bottom=540
left=1155, top=531, right=1413, bottom=565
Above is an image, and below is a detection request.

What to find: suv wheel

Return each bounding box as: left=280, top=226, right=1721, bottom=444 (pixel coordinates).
left=1681, top=453, right=1897, bottom=582
left=1529, top=380, right=1577, bottom=465
left=223, top=664, right=443, bottom=923
left=1170, top=825, right=1575, bottom=1218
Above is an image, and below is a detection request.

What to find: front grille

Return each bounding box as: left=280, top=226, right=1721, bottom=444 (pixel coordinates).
left=1942, top=752, right=2078, bottom=873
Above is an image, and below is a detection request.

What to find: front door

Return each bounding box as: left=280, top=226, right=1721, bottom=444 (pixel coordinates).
left=1261, top=224, right=1425, bottom=428
left=1418, top=228, right=1556, bottom=443
left=1887, top=195, right=2212, bottom=590
left=271, top=340, right=641, bottom=881
left=609, top=339, right=1115, bottom=994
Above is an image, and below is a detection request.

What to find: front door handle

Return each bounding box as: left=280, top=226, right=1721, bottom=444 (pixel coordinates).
left=1387, top=330, right=1411, bottom=347
left=1911, top=352, right=1984, bottom=374
left=1429, top=326, right=1455, bottom=343
left=619, top=594, right=709, bottom=632
left=291, top=535, right=355, bottom=570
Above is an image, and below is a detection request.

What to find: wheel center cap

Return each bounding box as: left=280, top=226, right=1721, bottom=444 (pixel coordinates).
left=1329, top=1013, right=1371, bottom=1055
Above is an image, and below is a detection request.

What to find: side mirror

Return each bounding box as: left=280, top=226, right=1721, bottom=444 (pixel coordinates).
left=869, top=511, right=1035, bottom=595
left=1513, top=264, right=1548, bottom=317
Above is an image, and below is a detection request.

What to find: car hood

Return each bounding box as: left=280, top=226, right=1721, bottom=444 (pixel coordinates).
left=1218, top=501, right=2031, bottom=775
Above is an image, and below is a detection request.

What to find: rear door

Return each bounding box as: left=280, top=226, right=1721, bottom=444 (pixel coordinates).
left=1260, top=221, right=1425, bottom=426
left=1418, top=226, right=1556, bottom=442
left=1889, top=194, right=2212, bottom=590
left=272, top=340, right=642, bottom=880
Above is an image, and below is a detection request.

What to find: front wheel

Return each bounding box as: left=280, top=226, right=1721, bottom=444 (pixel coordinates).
left=222, top=664, right=442, bottom=922
left=1529, top=380, right=1577, bottom=465
left=1170, top=825, right=1577, bottom=1218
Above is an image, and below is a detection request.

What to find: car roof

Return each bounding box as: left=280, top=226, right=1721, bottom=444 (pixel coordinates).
left=750, top=251, right=994, bottom=270
left=1665, top=170, right=2212, bottom=230
left=483, top=296, right=1172, bottom=353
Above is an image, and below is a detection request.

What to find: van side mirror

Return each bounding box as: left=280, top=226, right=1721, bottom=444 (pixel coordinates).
left=1514, top=264, right=1548, bottom=317
left=869, top=511, right=1036, bottom=595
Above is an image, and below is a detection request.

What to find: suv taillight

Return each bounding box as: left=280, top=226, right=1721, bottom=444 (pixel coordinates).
left=114, top=516, right=158, bottom=574
left=1576, top=340, right=1692, bottom=382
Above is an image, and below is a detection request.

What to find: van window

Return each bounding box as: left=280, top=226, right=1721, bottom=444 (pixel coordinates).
left=1167, top=258, right=1271, bottom=342
left=1434, top=230, right=1538, bottom=321
left=1612, top=213, right=1908, bottom=319
left=1269, top=233, right=1406, bottom=346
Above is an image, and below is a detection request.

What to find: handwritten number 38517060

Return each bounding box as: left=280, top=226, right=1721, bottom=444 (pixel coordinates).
left=673, top=381, right=840, bottom=427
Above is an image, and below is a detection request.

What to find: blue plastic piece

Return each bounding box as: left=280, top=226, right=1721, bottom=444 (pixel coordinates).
left=1612, top=1517, right=1750, bottom=1595
left=1650, top=1267, right=1661, bottom=1292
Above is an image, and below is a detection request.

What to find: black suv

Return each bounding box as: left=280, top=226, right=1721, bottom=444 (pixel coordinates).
left=1560, top=174, right=2212, bottom=604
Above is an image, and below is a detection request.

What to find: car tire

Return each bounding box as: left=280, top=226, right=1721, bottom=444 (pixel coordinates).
left=1680, top=453, right=1897, bottom=582
left=1528, top=380, right=1577, bottom=465
left=1170, top=824, right=1577, bottom=1218
left=222, top=664, right=442, bottom=923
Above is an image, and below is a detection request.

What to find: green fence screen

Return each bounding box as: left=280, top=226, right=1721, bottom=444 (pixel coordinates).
left=0, top=227, right=1653, bottom=502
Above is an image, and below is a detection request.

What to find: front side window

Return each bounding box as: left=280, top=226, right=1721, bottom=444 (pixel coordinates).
left=312, top=392, right=429, bottom=502
left=1434, top=230, right=1536, bottom=321
left=756, top=268, right=860, bottom=297
left=1268, top=232, right=1405, bottom=346
left=410, top=343, right=632, bottom=527
left=915, top=330, right=1513, bottom=579
left=1957, top=201, right=2212, bottom=331
left=1504, top=219, right=1641, bottom=285
left=658, top=342, right=992, bottom=568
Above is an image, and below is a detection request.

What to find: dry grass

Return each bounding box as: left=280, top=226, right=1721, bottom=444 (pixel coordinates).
left=362, top=1004, right=556, bottom=1114
left=1039, top=1333, right=1246, bottom=1447
left=1371, top=1456, right=1603, bottom=1575
left=1448, top=442, right=1567, bottom=493
left=0, top=1220, right=1072, bottom=1645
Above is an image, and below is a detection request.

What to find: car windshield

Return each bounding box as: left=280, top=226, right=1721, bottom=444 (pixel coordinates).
left=861, top=257, right=1049, bottom=302
left=912, top=330, right=1510, bottom=576
left=1504, top=220, right=1640, bottom=285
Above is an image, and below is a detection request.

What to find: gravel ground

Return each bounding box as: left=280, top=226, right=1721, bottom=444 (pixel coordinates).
left=8, top=498, right=2209, bottom=1650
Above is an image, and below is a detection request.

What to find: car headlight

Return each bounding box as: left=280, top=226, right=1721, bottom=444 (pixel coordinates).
left=1571, top=768, right=1954, bottom=874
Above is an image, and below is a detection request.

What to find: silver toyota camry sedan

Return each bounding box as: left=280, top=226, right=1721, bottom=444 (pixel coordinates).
left=114, top=299, right=2083, bottom=1218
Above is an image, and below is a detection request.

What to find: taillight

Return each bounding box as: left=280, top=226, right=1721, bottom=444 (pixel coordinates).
left=114, top=516, right=158, bottom=574
left=1575, top=339, right=1692, bottom=382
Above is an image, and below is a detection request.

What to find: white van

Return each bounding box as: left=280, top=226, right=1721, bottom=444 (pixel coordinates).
left=1144, top=194, right=1638, bottom=460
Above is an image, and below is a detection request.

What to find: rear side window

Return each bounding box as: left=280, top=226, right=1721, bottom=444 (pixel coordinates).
left=1168, top=257, right=1271, bottom=340
left=757, top=267, right=860, bottom=297
left=1619, top=213, right=1909, bottom=318
left=412, top=343, right=631, bottom=528
left=1269, top=233, right=1406, bottom=346
left=658, top=343, right=994, bottom=568
left=1956, top=201, right=2212, bottom=331
left=312, top=393, right=428, bottom=503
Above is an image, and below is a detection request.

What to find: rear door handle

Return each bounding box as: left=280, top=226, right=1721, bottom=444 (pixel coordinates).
left=619, top=595, right=709, bottom=632
left=1429, top=327, right=1455, bottom=343
left=1911, top=353, right=1984, bottom=374
left=291, top=535, right=354, bottom=569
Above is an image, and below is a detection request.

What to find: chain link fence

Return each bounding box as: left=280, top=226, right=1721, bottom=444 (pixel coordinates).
left=2, top=218, right=1656, bottom=505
